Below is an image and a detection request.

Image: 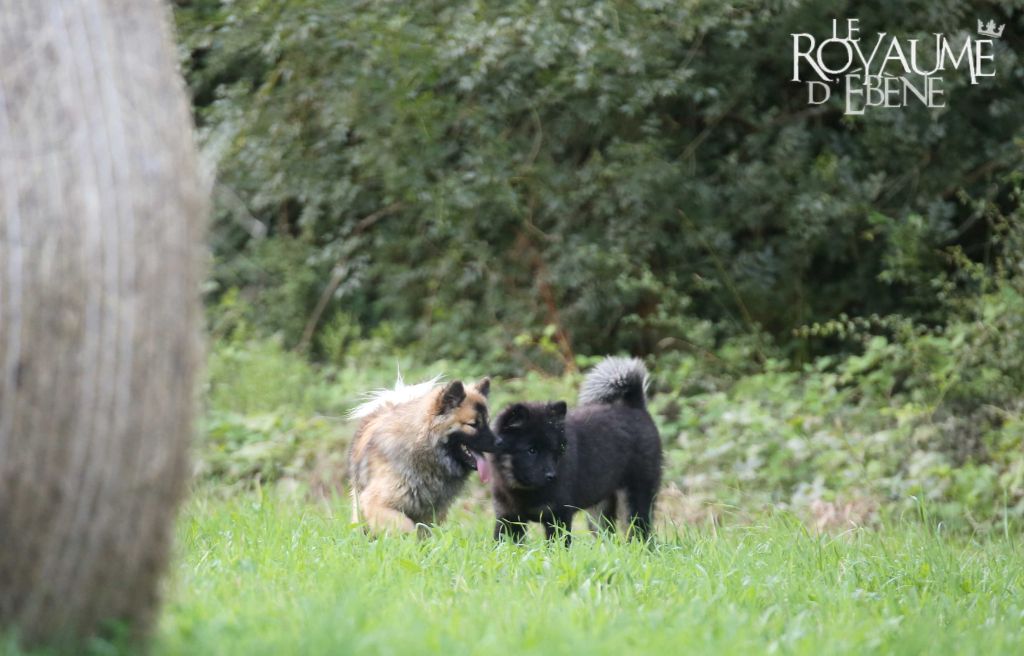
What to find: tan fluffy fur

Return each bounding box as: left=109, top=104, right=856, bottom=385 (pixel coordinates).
left=348, top=378, right=491, bottom=535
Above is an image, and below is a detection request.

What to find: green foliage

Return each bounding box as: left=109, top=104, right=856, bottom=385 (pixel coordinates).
left=207, top=335, right=337, bottom=415
left=175, top=0, right=1024, bottom=363
left=175, top=1, right=1024, bottom=531
left=656, top=208, right=1024, bottom=527
left=197, top=201, right=1024, bottom=526
left=199, top=292, right=1024, bottom=530
left=198, top=412, right=344, bottom=493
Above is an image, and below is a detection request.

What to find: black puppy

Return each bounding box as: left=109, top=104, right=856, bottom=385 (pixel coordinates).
left=488, top=357, right=662, bottom=544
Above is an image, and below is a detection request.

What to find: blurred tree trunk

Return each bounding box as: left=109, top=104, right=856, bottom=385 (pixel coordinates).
left=0, top=0, right=205, bottom=647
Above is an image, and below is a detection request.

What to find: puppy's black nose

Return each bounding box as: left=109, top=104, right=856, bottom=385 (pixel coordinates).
left=545, top=472, right=556, bottom=482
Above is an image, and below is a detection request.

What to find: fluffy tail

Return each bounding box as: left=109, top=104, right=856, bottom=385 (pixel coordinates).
left=347, top=371, right=443, bottom=420
left=578, top=356, right=649, bottom=409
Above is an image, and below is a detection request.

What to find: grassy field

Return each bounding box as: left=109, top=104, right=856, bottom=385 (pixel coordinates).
left=6, top=342, right=1022, bottom=656
left=139, top=491, right=1024, bottom=655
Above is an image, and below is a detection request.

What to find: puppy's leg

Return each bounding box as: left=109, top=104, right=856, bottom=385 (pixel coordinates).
left=495, top=515, right=528, bottom=542
left=586, top=493, right=619, bottom=534
left=363, top=502, right=416, bottom=534
left=359, top=489, right=416, bottom=535
left=542, top=510, right=573, bottom=547
left=350, top=486, right=361, bottom=524
left=584, top=506, right=603, bottom=533
left=625, top=483, right=656, bottom=541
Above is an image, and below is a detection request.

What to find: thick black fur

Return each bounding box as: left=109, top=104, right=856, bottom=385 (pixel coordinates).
left=488, top=358, right=662, bottom=545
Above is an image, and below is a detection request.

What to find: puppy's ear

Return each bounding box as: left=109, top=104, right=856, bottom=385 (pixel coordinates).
left=548, top=401, right=568, bottom=420
left=499, top=403, right=531, bottom=431
left=474, top=377, right=491, bottom=398
left=438, top=380, right=466, bottom=414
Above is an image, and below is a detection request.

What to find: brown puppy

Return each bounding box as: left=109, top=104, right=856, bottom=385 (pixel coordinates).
left=347, top=375, right=497, bottom=534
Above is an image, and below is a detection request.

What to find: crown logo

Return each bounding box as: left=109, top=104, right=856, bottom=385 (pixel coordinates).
left=977, top=19, right=1005, bottom=38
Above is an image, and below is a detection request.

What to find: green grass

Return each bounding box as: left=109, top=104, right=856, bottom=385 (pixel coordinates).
left=149, top=492, right=1024, bottom=655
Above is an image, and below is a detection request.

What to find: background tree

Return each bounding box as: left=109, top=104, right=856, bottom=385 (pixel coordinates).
left=176, top=0, right=1022, bottom=370
left=0, top=0, right=205, bottom=647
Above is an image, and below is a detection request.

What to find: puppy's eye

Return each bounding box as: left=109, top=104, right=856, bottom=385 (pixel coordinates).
left=528, top=447, right=538, bottom=455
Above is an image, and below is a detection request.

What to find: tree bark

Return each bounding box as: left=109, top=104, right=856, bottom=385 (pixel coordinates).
left=0, top=0, right=205, bottom=646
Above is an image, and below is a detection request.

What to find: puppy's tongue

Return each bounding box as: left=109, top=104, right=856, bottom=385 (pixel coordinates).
left=474, top=453, right=491, bottom=484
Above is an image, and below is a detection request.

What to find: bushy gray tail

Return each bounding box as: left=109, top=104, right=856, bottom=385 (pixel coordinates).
left=578, top=356, right=649, bottom=409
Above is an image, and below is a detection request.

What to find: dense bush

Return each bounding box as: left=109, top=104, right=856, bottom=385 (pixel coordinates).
left=176, top=1, right=1024, bottom=529
left=176, top=0, right=1024, bottom=366
left=199, top=245, right=1024, bottom=529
